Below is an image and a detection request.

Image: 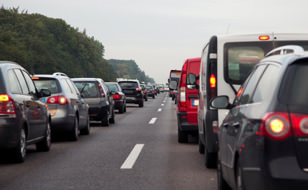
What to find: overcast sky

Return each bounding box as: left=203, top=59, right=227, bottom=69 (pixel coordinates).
left=2, top=0, right=308, bottom=84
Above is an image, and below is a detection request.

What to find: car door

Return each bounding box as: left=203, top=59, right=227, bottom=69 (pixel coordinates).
left=219, top=64, right=267, bottom=185
left=14, top=69, right=47, bottom=139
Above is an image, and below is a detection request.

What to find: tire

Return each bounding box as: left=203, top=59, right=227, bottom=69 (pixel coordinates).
left=178, top=127, right=188, bottom=143
left=70, top=117, right=79, bottom=141
left=153, top=95, right=155, bottom=99
left=236, top=159, right=244, bottom=190
left=217, top=160, right=231, bottom=190
left=198, top=138, right=205, bottom=154
left=109, top=108, right=115, bottom=124
left=139, top=100, right=144, bottom=107
left=102, top=113, right=109, bottom=126
left=36, top=121, right=51, bottom=151
left=14, top=127, right=27, bottom=163
left=119, top=104, right=125, bottom=113
left=80, top=115, right=90, bottom=135
left=205, top=148, right=217, bottom=168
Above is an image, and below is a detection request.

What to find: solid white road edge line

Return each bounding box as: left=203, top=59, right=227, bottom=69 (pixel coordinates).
left=149, top=117, right=157, bottom=124
left=121, top=144, right=144, bottom=169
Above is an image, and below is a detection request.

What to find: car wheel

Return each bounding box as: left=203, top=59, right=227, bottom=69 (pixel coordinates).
left=139, top=100, right=144, bottom=107
left=178, top=126, right=188, bottom=143
left=236, top=159, right=244, bottom=190
left=70, top=117, right=79, bottom=141
left=124, top=104, right=127, bottom=112
left=102, top=113, right=109, bottom=126
left=14, top=127, right=27, bottom=163
left=153, top=95, right=155, bottom=99
left=198, top=138, right=205, bottom=154
left=109, top=108, right=115, bottom=124
left=36, top=121, right=51, bottom=151
left=119, top=105, right=125, bottom=113
left=205, top=148, right=217, bottom=168
left=80, top=114, right=90, bottom=135
left=217, top=159, right=231, bottom=190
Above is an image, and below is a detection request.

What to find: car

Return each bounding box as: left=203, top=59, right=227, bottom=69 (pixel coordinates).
left=105, top=82, right=126, bottom=114
left=72, top=78, right=115, bottom=126
left=146, top=85, right=155, bottom=99
left=176, top=57, right=201, bottom=143
left=118, top=79, right=144, bottom=107
left=32, top=73, right=90, bottom=141
left=140, top=84, right=148, bottom=101
left=190, top=33, right=308, bottom=168
left=0, top=61, right=51, bottom=162
left=211, top=45, right=308, bottom=190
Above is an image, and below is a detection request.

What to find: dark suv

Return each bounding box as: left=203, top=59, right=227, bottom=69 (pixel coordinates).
left=0, top=61, right=51, bottom=162
left=72, top=78, right=115, bottom=126
left=211, top=46, right=308, bottom=190
left=118, top=79, right=144, bottom=107
left=32, top=73, right=90, bottom=141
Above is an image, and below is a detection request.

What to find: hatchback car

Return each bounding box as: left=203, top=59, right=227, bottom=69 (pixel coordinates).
left=32, top=73, right=90, bottom=141
left=72, top=78, right=115, bottom=126
left=118, top=79, right=144, bottom=107
left=146, top=85, right=155, bottom=99
left=0, top=61, right=51, bottom=162
left=140, top=84, right=148, bottom=101
left=105, top=82, right=126, bottom=114
left=211, top=46, right=308, bottom=190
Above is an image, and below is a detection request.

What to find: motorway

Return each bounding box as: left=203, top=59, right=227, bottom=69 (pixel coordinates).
left=0, top=92, right=217, bottom=190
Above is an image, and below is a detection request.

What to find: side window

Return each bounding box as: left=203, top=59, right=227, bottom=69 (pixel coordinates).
left=7, top=69, right=22, bottom=94
left=14, top=69, right=29, bottom=95
left=252, top=64, right=280, bottom=103
left=22, top=70, right=36, bottom=95
left=235, top=64, right=267, bottom=105
left=66, top=79, right=79, bottom=95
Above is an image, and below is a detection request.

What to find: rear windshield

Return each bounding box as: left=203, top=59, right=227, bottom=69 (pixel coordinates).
left=118, top=81, right=138, bottom=89
left=74, top=81, right=99, bottom=98
left=280, top=61, right=308, bottom=105
left=106, top=83, right=119, bottom=92
left=33, top=79, right=60, bottom=94
left=225, top=41, right=308, bottom=84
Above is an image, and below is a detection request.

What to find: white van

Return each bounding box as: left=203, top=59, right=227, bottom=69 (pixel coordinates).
left=195, top=33, right=308, bottom=168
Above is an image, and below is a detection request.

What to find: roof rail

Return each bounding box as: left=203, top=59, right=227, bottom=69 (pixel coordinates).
left=52, top=72, right=68, bottom=77
left=265, top=45, right=304, bottom=57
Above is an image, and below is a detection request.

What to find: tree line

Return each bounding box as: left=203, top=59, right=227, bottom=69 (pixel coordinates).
left=0, top=7, right=155, bottom=83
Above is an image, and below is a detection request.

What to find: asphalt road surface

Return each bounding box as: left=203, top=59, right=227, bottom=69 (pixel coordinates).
left=0, top=92, right=217, bottom=190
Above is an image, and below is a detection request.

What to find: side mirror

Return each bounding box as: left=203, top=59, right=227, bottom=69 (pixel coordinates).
left=38, top=89, right=51, bottom=98
left=187, top=73, right=199, bottom=89
left=210, top=96, right=232, bottom=109
left=169, top=80, right=178, bottom=90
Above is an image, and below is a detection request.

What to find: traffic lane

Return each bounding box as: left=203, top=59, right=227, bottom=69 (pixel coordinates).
left=0, top=93, right=217, bottom=190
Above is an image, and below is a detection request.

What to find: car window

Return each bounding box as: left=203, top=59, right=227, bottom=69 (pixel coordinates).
left=66, top=79, right=79, bottom=95
left=252, top=64, right=280, bottom=103
left=22, top=70, right=36, bottom=95
left=119, top=82, right=138, bottom=89
left=234, top=64, right=266, bottom=105
left=14, top=69, right=29, bottom=95
left=34, top=79, right=60, bottom=94
left=7, top=69, right=22, bottom=94
left=107, top=84, right=118, bottom=92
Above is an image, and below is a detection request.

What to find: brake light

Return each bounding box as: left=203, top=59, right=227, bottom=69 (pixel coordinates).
left=47, top=95, right=69, bottom=105
left=259, top=35, right=270, bottom=41
left=136, top=88, right=142, bottom=92
left=290, top=113, right=308, bottom=136
left=112, top=94, right=121, bottom=100
left=179, top=87, right=186, bottom=108
left=259, top=113, right=291, bottom=140
left=210, top=74, right=216, bottom=88
left=237, top=87, right=243, bottom=97
left=31, top=76, right=39, bottom=80
left=0, top=94, right=15, bottom=114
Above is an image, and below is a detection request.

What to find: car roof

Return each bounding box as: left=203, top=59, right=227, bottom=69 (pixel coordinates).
left=71, top=78, right=104, bottom=82
left=33, top=72, right=70, bottom=79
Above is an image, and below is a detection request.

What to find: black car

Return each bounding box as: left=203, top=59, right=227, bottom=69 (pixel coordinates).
left=72, top=78, right=115, bottom=126
left=33, top=73, right=90, bottom=141
left=146, top=85, right=155, bottom=99
left=118, top=79, right=144, bottom=107
left=211, top=46, right=308, bottom=190
left=0, top=61, right=51, bottom=162
left=105, top=82, right=126, bottom=113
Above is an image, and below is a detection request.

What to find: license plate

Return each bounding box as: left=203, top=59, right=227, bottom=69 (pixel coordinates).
left=192, top=99, right=199, bottom=106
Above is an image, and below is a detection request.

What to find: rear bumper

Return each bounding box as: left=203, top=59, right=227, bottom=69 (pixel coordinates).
left=0, top=118, right=20, bottom=149
left=177, top=112, right=198, bottom=133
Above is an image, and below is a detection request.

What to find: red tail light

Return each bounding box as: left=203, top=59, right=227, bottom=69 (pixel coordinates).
left=209, top=74, right=216, bottom=88
left=259, top=35, right=270, bottom=40
left=47, top=95, right=69, bottom=105
left=112, top=94, right=121, bottom=100
left=209, top=74, right=217, bottom=99
left=136, top=88, right=142, bottom=92
left=0, top=94, right=15, bottom=114
left=259, top=113, right=291, bottom=140
left=290, top=113, right=308, bottom=136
